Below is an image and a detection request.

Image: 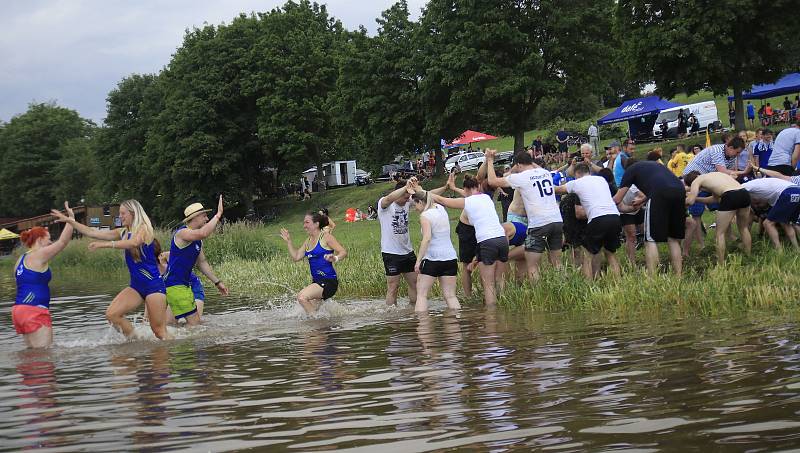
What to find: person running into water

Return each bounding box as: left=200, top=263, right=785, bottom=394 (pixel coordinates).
left=154, top=251, right=206, bottom=322
left=429, top=175, right=509, bottom=305
left=163, top=197, right=229, bottom=326
left=406, top=184, right=460, bottom=312
left=52, top=200, right=171, bottom=340
left=13, top=204, right=74, bottom=348
left=280, top=211, right=347, bottom=314
left=684, top=171, right=752, bottom=264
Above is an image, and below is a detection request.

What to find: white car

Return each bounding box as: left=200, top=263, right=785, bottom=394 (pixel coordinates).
left=445, top=152, right=485, bottom=172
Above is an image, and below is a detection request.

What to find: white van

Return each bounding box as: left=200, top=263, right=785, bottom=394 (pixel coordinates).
left=652, top=101, right=720, bottom=139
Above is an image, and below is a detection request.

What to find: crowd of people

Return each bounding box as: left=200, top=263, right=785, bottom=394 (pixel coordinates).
left=11, top=118, right=800, bottom=349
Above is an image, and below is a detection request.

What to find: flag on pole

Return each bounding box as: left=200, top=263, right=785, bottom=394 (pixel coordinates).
left=705, top=128, right=711, bottom=149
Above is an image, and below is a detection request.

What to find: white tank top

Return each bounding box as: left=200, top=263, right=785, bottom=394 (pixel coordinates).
left=421, top=205, right=457, bottom=261
left=463, top=194, right=505, bottom=243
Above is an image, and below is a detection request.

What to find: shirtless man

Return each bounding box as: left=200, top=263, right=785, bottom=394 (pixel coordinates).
left=684, top=171, right=752, bottom=264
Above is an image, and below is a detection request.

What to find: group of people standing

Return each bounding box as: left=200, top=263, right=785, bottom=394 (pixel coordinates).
left=12, top=198, right=228, bottom=348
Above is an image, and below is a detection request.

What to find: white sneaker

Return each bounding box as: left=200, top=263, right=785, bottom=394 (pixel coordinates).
left=709, top=222, right=716, bottom=228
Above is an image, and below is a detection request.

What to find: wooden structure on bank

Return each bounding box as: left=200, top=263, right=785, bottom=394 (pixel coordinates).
left=0, top=205, right=121, bottom=252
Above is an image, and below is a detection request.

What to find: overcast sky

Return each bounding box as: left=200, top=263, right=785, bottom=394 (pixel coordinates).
left=0, top=0, right=425, bottom=124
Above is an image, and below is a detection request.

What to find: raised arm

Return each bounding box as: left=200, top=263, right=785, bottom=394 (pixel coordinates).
left=485, top=150, right=511, bottom=188
left=32, top=203, right=75, bottom=265
left=280, top=228, right=307, bottom=262
left=380, top=184, right=411, bottom=209
left=414, top=215, right=433, bottom=273
left=429, top=192, right=466, bottom=210
left=88, top=227, right=146, bottom=251
left=177, top=196, right=223, bottom=243
left=196, top=249, right=228, bottom=295
left=428, top=173, right=453, bottom=196
left=51, top=202, right=119, bottom=240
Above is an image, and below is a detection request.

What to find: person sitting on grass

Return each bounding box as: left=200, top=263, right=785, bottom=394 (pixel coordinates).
left=13, top=203, right=74, bottom=349
left=684, top=171, right=752, bottom=264
left=280, top=211, right=347, bottom=314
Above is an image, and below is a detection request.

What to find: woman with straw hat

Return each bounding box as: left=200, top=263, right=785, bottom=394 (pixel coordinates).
left=52, top=200, right=172, bottom=340
left=163, top=196, right=228, bottom=326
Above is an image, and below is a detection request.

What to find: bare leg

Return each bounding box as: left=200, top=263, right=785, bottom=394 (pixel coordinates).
left=525, top=251, right=543, bottom=281
left=440, top=276, right=460, bottom=309
left=714, top=211, right=735, bottom=264
left=145, top=293, right=172, bottom=339
left=195, top=300, right=205, bottom=317
left=581, top=249, right=594, bottom=280
left=24, top=326, right=53, bottom=349
left=415, top=274, right=436, bottom=312
left=297, top=283, right=324, bottom=314
left=460, top=263, right=472, bottom=297
left=605, top=249, right=621, bottom=277
left=623, top=224, right=637, bottom=265
left=682, top=216, right=696, bottom=257
left=644, top=242, right=659, bottom=275
left=106, top=287, right=144, bottom=337
left=495, top=261, right=507, bottom=293
left=763, top=219, right=782, bottom=250
left=548, top=249, right=562, bottom=269
left=735, top=208, right=752, bottom=256
left=385, top=275, right=401, bottom=306
left=667, top=238, right=683, bottom=276
left=782, top=223, right=799, bottom=249
left=403, top=272, right=418, bottom=304
left=478, top=262, right=498, bottom=305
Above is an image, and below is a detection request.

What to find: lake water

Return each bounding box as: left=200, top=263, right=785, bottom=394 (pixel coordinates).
left=2, top=273, right=800, bottom=451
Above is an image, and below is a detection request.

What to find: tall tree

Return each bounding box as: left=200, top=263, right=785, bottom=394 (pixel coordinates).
left=419, top=0, right=615, bottom=152
left=617, top=0, right=800, bottom=130
left=0, top=103, right=95, bottom=217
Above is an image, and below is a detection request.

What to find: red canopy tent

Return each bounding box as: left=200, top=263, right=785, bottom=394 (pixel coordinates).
left=450, top=130, right=498, bottom=146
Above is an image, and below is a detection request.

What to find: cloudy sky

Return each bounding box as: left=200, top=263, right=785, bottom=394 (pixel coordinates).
left=0, top=0, right=425, bottom=124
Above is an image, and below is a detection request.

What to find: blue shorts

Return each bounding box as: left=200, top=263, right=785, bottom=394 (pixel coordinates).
left=507, top=213, right=528, bottom=225
left=767, top=188, right=800, bottom=223
left=509, top=222, right=527, bottom=247
left=130, top=278, right=166, bottom=299
left=689, top=190, right=717, bottom=216
left=190, top=275, right=205, bottom=301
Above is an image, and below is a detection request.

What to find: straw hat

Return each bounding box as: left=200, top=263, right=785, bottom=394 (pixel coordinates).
left=183, top=203, right=211, bottom=223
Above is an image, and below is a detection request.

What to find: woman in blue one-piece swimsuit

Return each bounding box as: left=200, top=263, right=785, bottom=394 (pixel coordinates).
left=52, top=200, right=171, bottom=340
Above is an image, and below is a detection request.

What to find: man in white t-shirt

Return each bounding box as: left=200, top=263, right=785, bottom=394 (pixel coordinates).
left=555, top=162, right=621, bottom=279
left=486, top=149, right=562, bottom=281
left=742, top=174, right=800, bottom=250
left=377, top=180, right=418, bottom=306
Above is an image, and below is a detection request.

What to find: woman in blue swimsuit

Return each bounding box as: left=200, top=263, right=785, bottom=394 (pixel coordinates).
left=280, top=211, right=347, bottom=315
left=52, top=200, right=171, bottom=340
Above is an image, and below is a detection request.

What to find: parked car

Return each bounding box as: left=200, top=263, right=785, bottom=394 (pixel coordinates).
left=652, top=101, right=721, bottom=139
left=495, top=150, right=514, bottom=165
left=445, top=152, right=485, bottom=172
left=355, top=169, right=372, bottom=186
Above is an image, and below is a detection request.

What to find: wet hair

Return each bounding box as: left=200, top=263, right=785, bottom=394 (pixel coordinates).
left=308, top=211, right=330, bottom=229
left=727, top=136, right=745, bottom=150
left=684, top=171, right=700, bottom=187
left=574, top=162, right=591, bottom=175
left=513, top=151, right=533, bottom=166
left=462, top=174, right=480, bottom=190
left=20, top=227, right=48, bottom=248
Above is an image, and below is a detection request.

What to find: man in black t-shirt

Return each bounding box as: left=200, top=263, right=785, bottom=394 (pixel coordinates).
left=612, top=160, right=686, bottom=276
left=556, top=129, right=569, bottom=154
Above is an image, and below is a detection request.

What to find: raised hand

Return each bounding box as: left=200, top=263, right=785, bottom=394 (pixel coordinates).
left=50, top=208, right=69, bottom=223
left=216, top=194, right=224, bottom=218
left=64, top=201, right=75, bottom=219
left=279, top=228, right=291, bottom=243
left=485, top=148, right=496, bottom=159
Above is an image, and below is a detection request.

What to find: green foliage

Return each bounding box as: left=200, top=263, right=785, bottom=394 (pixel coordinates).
left=617, top=0, right=800, bottom=130
left=0, top=102, right=97, bottom=217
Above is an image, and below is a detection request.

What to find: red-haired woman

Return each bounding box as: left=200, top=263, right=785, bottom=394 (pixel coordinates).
left=12, top=203, right=75, bottom=348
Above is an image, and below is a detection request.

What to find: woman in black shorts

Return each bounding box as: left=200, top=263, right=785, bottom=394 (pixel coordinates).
left=409, top=190, right=460, bottom=312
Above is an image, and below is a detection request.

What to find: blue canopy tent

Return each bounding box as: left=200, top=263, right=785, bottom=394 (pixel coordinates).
left=727, top=73, right=800, bottom=101
left=598, top=96, right=680, bottom=140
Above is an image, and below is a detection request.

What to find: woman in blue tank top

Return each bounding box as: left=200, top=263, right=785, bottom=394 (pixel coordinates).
left=280, top=211, right=347, bottom=315
left=52, top=200, right=171, bottom=340
left=12, top=202, right=74, bottom=348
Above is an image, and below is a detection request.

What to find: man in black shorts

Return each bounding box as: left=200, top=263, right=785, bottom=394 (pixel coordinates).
left=377, top=180, right=418, bottom=306
left=556, top=163, right=622, bottom=279
left=613, top=160, right=686, bottom=276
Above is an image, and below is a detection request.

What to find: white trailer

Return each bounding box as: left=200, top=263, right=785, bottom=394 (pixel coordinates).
left=322, top=160, right=356, bottom=187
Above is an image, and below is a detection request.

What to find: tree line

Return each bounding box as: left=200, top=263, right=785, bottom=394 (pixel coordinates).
left=1, top=0, right=797, bottom=221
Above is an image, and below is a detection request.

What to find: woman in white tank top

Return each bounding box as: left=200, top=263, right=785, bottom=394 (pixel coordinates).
left=410, top=191, right=460, bottom=312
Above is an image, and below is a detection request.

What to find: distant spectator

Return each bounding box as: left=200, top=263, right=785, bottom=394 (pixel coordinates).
left=728, top=107, right=736, bottom=128
left=747, top=101, right=756, bottom=127
left=532, top=135, right=543, bottom=154
left=556, top=128, right=569, bottom=154
left=588, top=123, right=599, bottom=157
left=784, top=97, right=792, bottom=111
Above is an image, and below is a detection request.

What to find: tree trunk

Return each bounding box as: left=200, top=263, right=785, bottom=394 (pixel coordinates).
left=435, top=146, right=445, bottom=176
left=513, top=129, right=525, bottom=153
left=732, top=79, right=746, bottom=131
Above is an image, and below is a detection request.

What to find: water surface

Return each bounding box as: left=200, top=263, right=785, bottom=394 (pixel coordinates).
left=2, top=273, right=800, bottom=451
